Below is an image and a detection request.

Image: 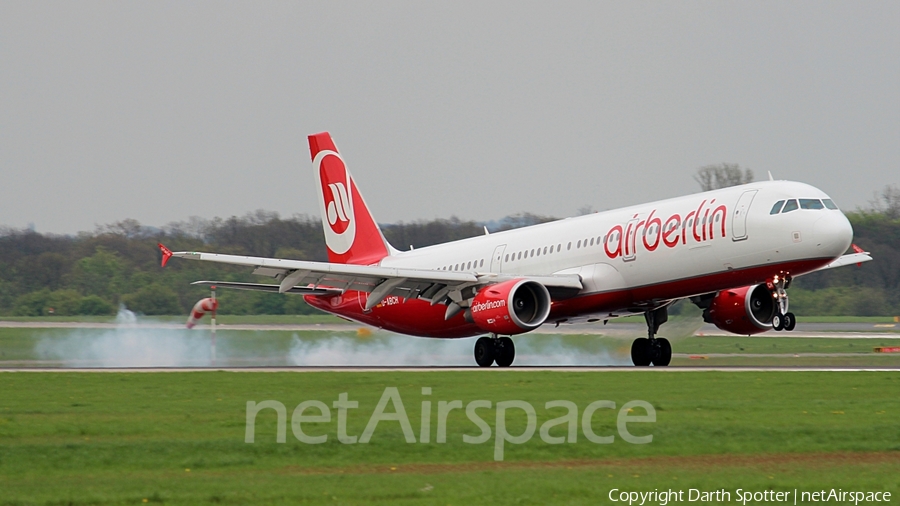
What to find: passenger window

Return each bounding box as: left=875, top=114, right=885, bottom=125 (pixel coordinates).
left=800, top=199, right=824, bottom=210
left=782, top=199, right=799, bottom=213
left=480, top=259, right=484, bottom=267
left=823, top=199, right=838, bottom=210
left=543, top=246, right=548, bottom=255
left=567, top=242, right=572, bottom=250
left=530, top=249, right=535, bottom=257
left=577, top=240, right=581, bottom=248
left=770, top=201, right=785, bottom=214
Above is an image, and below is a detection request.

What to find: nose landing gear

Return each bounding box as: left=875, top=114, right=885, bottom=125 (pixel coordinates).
left=631, top=307, right=672, bottom=366
left=769, top=275, right=796, bottom=332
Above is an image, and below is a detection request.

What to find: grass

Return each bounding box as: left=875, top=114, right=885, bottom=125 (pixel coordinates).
left=0, top=371, right=898, bottom=504
left=675, top=335, right=900, bottom=354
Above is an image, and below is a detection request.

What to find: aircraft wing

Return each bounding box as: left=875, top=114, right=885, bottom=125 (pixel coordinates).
left=814, top=251, right=873, bottom=271
left=804, top=244, right=873, bottom=274
left=161, top=246, right=583, bottom=310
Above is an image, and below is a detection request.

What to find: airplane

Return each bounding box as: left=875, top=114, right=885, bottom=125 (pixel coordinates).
left=158, top=131, right=872, bottom=367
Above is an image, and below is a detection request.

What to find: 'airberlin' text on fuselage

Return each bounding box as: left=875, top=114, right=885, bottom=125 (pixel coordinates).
left=604, top=199, right=728, bottom=260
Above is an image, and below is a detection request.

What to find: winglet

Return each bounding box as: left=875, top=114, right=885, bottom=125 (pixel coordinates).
left=158, top=243, right=174, bottom=268
left=851, top=243, right=866, bottom=267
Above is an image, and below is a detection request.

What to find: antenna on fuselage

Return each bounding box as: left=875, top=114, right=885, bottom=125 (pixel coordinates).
left=768, top=171, right=774, bottom=181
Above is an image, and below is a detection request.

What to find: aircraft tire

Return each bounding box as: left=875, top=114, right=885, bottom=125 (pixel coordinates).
left=494, top=337, right=515, bottom=367
left=784, top=312, right=796, bottom=331
left=652, top=338, right=672, bottom=366
left=631, top=338, right=652, bottom=366
left=474, top=336, right=495, bottom=367
left=772, top=314, right=784, bottom=331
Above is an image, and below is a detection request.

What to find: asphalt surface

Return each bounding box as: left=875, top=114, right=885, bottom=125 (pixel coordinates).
left=2, top=365, right=900, bottom=373
left=2, top=320, right=898, bottom=372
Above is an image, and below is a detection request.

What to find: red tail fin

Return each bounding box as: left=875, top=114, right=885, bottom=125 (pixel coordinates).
left=309, top=132, right=390, bottom=265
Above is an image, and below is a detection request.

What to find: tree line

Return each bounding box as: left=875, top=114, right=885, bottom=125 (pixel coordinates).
left=1, top=186, right=898, bottom=317
left=0, top=212, right=552, bottom=317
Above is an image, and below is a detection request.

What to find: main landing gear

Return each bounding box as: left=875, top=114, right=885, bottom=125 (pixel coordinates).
left=474, top=334, right=515, bottom=367
left=631, top=307, right=672, bottom=367
left=770, top=275, right=796, bottom=332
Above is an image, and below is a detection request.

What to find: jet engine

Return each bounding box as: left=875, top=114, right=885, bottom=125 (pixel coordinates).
left=470, top=279, right=551, bottom=335
left=703, top=284, right=778, bottom=335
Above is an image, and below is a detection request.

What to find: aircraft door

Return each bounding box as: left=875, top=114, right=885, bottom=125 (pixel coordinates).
left=732, top=190, right=758, bottom=241
left=490, top=244, right=506, bottom=273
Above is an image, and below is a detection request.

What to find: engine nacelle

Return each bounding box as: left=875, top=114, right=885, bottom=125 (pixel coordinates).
left=705, top=284, right=778, bottom=335
left=470, top=279, right=551, bottom=335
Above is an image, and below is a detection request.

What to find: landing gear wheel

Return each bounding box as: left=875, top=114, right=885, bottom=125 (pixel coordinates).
left=494, top=337, right=515, bottom=367
left=652, top=338, right=672, bottom=366
left=783, top=312, right=796, bottom=331
left=474, top=337, right=495, bottom=367
left=631, top=338, right=652, bottom=366
left=772, top=313, right=784, bottom=331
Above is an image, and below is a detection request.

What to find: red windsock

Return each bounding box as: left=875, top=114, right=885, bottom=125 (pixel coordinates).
left=186, top=298, right=218, bottom=329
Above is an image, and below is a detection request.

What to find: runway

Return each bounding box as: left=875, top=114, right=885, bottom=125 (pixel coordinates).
left=2, top=319, right=898, bottom=371
left=2, top=365, right=900, bottom=373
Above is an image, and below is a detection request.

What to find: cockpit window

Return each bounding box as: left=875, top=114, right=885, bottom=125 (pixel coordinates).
left=781, top=199, right=799, bottom=213
left=770, top=200, right=785, bottom=215
left=800, top=199, right=824, bottom=210
left=822, top=199, right=838, bottom=210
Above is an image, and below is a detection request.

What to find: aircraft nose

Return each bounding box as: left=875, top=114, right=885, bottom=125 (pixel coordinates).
left=813, top=211, right=853, bottom=256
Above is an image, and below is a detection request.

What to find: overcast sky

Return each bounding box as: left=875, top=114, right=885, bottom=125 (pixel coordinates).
left=1, top=2, right=898, bottom=234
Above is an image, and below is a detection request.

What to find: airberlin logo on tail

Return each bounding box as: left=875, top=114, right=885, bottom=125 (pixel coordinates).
left=314, top=150, right=356, bottom=255
left=325, top=182, right=351, bottom=232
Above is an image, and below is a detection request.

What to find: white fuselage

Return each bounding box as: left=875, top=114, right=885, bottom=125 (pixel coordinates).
left=378, top=181, right=852, bottom=315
